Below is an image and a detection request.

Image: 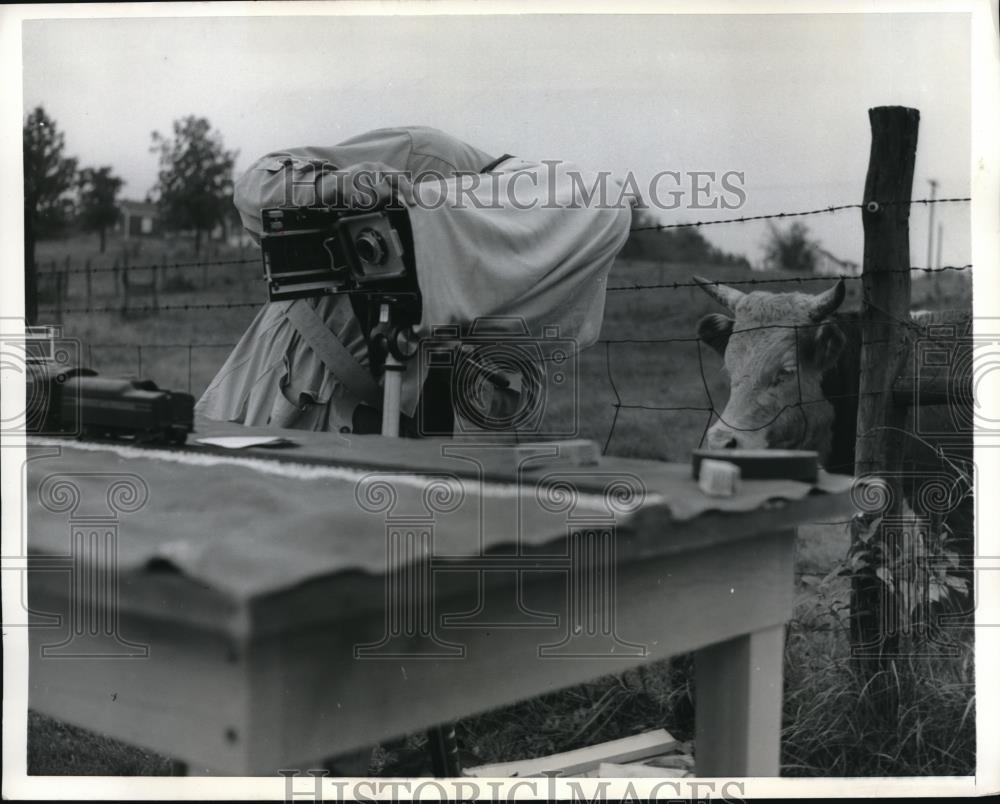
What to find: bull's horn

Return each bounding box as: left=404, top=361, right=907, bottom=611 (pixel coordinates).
left=809, top=279, right=846, bottom=320
left=692, top=275, right=745, bottom=312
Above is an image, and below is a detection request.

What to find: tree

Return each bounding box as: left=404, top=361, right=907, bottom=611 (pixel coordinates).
left=762, top=221, right=819, bottom=272
left=77, top=166, right=123, bottom=253
left=23, top=106, right=78, bottom=324
left=150, top=116, right=237, bottom=255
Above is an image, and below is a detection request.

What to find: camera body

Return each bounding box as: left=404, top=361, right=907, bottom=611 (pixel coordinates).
left=260, top=206, right=413, bottom=303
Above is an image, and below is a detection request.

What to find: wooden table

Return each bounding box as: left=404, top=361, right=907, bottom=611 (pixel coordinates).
left=25, top=420, right=853, bottom=776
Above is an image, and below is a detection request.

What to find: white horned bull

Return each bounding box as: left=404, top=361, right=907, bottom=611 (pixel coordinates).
left=693, top=276, right=848, bottom=464
left=693, top=275, right=974, bottom=576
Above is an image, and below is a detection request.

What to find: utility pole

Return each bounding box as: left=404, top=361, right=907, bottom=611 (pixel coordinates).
left=926, top=178, right=938, bottom=269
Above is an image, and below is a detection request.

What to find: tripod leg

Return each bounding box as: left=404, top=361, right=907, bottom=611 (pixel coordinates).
left=381, top=356, right=404, bottom=437
left=426, top=723, right=461, bottom=777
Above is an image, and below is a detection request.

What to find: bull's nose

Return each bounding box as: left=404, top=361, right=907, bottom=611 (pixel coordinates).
left=706, top=426, right=740, bottom=450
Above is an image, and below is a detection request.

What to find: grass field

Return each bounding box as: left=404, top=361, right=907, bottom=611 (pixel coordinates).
left=26, top=231, right=975, bottom=776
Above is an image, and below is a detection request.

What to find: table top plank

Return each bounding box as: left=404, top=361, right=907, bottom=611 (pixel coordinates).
left=25, top=430, right=854, bottom=637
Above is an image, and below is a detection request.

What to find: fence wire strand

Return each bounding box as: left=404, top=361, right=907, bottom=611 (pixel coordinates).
left=626, top=195, right=969, bottom=233
left=607, top=264, right=970, bottom=293
left=49, top=256, right=259, bottom=276
left=37, top=262, right=971, bottom=317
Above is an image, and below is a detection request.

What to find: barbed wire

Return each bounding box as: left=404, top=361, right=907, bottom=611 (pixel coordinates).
left=40, top=300, right=264, bottom=315
left=87, top=342, right=237, bottom=349
left=607, top=264, right=971, bottom=293
left=626, top=195, right=970, bottom=233
left=34, top=194, right=971, bottom=278
left=40, top=262, right=971, bottom=317
left=41, top=256, right=259, bottom=276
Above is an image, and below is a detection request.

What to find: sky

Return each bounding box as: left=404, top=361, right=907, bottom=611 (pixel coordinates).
left=21, top=10, right=971, bottom=268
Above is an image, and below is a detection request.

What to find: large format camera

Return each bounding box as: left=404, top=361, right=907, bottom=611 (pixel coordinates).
left=260, top=206, right=415, bottom=303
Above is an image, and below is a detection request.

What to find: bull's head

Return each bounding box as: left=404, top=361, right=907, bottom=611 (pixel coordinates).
left=694, top=276, right=847, bottom=462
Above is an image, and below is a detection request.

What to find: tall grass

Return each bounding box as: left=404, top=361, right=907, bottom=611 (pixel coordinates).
left=782, top=622, right=975, bottom=776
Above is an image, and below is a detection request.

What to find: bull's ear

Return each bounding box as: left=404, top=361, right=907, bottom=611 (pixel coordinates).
left=697, top=313, right=735, bottom=355
left=807, top=320, right=846, bottom=369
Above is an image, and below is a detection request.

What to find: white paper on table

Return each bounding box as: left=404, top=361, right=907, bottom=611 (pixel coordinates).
left=195, top=435, right=296, bottom=449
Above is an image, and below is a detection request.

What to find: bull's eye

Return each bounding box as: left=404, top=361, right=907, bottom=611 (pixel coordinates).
left=771, top=367, right=797, bottom=386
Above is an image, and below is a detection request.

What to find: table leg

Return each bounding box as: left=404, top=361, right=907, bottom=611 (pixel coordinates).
left=426, top=723, right=462, bottom=777
left=694, top=623, right=785, bottom=777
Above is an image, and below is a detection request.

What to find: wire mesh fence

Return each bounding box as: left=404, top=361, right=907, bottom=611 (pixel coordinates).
left=35, top=194, right=971, bottom=453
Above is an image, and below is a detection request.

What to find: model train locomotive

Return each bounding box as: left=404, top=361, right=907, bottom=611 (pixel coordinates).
left=26, top=361, right=194, bottom=445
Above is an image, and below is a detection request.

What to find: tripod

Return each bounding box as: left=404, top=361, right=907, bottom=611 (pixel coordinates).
left=367, top=299, right=417, bottom=437
left=366, top=297, right=463, bottom=778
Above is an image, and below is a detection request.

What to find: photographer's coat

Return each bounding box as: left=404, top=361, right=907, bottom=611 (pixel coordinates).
left=196, top=126, right=632, bottom=434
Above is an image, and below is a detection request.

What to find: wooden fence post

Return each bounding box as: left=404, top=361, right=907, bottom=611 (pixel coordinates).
left=85, top=258, right=92, bottom=306
left=49, top=259, right=60, bottom=323
left=121, top=250, right=130, bottom=316
left=152, top=263, right=159, bottom=312
left=852, top=106, right=919, bottom=715
left=54, top=271, right=62, bottom=324
left=63, top=255, right=71, bottom=301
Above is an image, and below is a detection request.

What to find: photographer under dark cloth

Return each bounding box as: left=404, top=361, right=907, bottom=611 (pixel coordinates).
left=196, top=125, right=633, bottom=437
left=197, top=126, right=502, bottom=435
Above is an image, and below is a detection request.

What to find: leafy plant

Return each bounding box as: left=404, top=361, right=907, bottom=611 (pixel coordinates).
left=841, top=511, right=970, bottom=643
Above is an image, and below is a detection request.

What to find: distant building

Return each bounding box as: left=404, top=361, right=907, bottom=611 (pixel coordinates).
left=814, top=247, right=860, bottom=276
left=117, top=200, right=160, bottom=239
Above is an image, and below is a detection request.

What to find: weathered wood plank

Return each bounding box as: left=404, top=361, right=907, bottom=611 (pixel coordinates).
left=243, top=530, right=796, bottom=773
left=25, top=441, right=852, bottom=637
left=893, top=359, right=972, bottom=407
left=694, top=622, right=786, bottom=777
left=464, top=729, right=678, bottom=777
left=597, top=762, right=688, bottom=778
left=29, top=529, right=797, bottom=775
left=28, top=607, right=250, bottom=773
left=893, top=310, right=972, bottom=407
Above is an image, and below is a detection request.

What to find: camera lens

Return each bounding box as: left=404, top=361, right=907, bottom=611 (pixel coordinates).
left=355, top=229, right=386, bottom=266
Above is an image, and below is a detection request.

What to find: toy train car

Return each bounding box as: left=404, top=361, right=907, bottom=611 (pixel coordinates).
left=27, top=363, right=195, bottom=445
